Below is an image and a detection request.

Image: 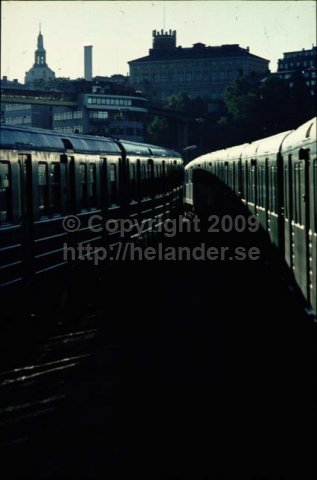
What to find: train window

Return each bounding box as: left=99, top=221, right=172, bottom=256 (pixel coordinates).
left=148, top=160, right=154, bottom=195
left=258, top=166, right=263, bottom=207
left=148, top=159, right=154, bottom=175
left=79, top=163, right=88, bottom=210
left=269, top=166, right=277, bottom=213
left=225, top=162, right=229, bottom=186
left=129, top=162, right=137, bottom=201
left=109, top=163, right=118, bottom=206
left=155, top=163, right=161, bottom=195
left=284, top=165, right=289, bottom=218
left=141, top=163, right=148, bottom=198
left=294, top=162, right=302, bottom=224
left=250, top=163, right=256, bottom=204
left=231, top=164, right=235, bottom=191
left=38, top=162, right=49, bottom=216
left=50, top=163, right=61, bottom=214
left=88, top=163, right=97, bottom=208
left=141, top=163, right=147, bottom=180
left=0, top=161, right=12, bottom=224
left=238, top=161, right=243, bottom=197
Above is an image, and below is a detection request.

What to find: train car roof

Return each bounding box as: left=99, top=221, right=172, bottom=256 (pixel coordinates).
left=0, top=125, right=121, bottom=154
left=225, top=143, right=249, bottom=160
left=281, top=117, right=316, bottom=152
left=118, top=139, right=181, bottom=158
left=185, top=154, right=205, bottom=169
left=241, top=130, right=291, bottom=158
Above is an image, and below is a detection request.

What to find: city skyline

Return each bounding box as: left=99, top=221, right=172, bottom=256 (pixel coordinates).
left=1, top=1, right=316, bottom=83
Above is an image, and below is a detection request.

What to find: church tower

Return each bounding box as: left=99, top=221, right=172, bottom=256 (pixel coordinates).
left=34, top=28, right=47, bottom=66
left=25, top=27, right=55, bottom=87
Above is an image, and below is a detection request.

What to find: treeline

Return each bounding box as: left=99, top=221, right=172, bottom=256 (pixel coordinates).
left=146, top=74, right=316, bottom=155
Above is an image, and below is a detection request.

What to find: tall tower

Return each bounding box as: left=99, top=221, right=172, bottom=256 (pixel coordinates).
left=25, top=27, right=55, bottom=86
left=84, top=46, right=93, bottom=81
left=152, top=29, right=176, bottom=50
left=34, top=27, right=47, bottom=66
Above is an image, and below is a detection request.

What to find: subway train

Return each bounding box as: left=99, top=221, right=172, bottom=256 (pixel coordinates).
left=0, top=125, right=183, bottom=310
left=185, top=117, right=317, bottom=316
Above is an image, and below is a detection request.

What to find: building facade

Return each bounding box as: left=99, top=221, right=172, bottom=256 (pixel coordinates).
left=52, top=82, right=148, bottom=141
left=277, top=46, right=317, bottom=96
left=129, top=30, right=269, bottom=104
left=25, top=28, right=55, bottom=87
left=0, top=76, right=52, bottom=128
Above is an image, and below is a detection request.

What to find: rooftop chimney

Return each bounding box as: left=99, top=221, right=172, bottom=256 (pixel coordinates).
left=84, top=45, right=93, bottom=81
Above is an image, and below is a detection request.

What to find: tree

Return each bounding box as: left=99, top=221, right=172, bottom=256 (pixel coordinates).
left=223, top=76, right=259, bottom=121
left=167, top=92, right=190, bottom=112
left=147, top=116, right=173, bottom=147
left=220, top=73, right=315, bottom=144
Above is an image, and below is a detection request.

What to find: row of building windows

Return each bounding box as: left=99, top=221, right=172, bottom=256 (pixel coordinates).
left=305, top=71, right=317, bottom=78
left=88, top=110, right=144, bottom=122
left=284, top=50, right=315, bottom=58
left=281, top=60, right=315, bottom=69
left=138, top=70, right=240, bottom=83
left=53, top=111, right=83, bottom=121
left=5, top=116, right=32, bottom=125
left=280, top=75, right=316, bottom=86
left=53, top=126, right=83, bottom=134
left=87, top=97, right=132, bottom=106
left=108, top=127, right=143, bottom=136
left=52, top=125, right=143, bottom=136
left=4, top=104, right=31, bottom=111
left=89, top=111, right=109, bottom=119
left=134, top=60, right=249, bottom=72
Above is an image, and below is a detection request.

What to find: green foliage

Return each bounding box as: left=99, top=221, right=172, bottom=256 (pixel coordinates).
left=220, top=73, right=316, bottom=143
left=167, top=92, right=189, bottom=112
left=166, top=92, right=208, bottom=117
left=147, top=116, right=172, bottom=147
left=147, top=116, right=169, bottom=135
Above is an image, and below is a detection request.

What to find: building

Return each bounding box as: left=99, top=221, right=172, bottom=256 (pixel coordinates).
left=1, top=78, right=147, bottom=140
left=128, top=30, right=269, bottom=105
left=2, top=33, right=147, bottom=140
left=52, top=79, right=148, bottom=140
left=0, top=76, right=52, bottom=128
left=276, top=46, right=317, bottom=96
left=25, top=28, right=55, bottom=88
left=1, top=103, right=52, bottom=129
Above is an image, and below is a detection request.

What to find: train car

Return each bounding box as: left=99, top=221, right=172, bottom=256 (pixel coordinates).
left=0, top=125, right=183, bottom=302
left=281, top=117, right=317, bottom=315
left=185, top=117, right=316, bottom=316
left=248, top=131, right=291, bottom=248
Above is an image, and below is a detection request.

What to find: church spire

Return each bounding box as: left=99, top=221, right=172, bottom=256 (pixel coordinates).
left=25, top=27, right=55, bottom=86
left=35, top=26, right=46, bottom=65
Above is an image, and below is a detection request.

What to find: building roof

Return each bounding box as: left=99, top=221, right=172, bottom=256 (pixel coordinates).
left=129, top=44, right=269, bottom=64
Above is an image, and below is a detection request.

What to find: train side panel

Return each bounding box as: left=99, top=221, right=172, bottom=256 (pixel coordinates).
left=282, top=118, right=317, bottom=313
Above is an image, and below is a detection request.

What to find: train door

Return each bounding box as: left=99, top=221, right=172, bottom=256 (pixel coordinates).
left=238, top=160, right=243, bottom=200
left=284, top=154, right=293, bottom=268
left=257, top=160, right=267, bottom=231
left=267, top=160, right=281, bottom=248
left=19, top=154, right=34, bottom=280
left=0, top=153, right=24, bottom=286
left=105, top=157, right=121, bottom=248
left=248, top=159, right=257, bottom=214
left=310, top=157, right=317, bottom=315
left=244, top=160, right=249, bottom=204
left=232, top=162, right=236, bottom=193
left=292, top=150, right=310, bottom=301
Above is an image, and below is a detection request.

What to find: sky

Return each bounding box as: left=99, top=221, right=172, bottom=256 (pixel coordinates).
left=1, top=1, right=316, bottom=83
